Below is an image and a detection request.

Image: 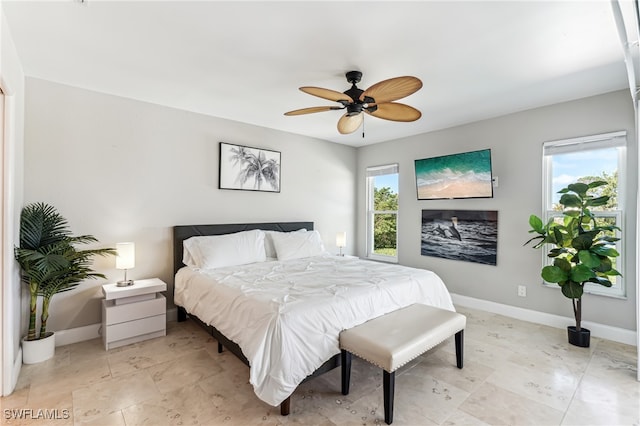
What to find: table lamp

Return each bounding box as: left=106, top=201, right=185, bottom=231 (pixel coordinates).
left=116, top=242, right=135, bottom=287
left=336, top=232, right=346, bottom=256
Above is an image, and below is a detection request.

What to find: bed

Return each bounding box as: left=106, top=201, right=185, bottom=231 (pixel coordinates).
left=172, top=222, right=455, bottom=415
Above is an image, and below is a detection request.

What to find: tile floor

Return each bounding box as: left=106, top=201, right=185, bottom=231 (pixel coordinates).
left=1, top=306, right=638, bottom=425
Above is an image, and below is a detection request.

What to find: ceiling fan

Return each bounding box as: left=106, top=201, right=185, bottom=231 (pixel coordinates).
left=284, top=71, right=423, bottom=135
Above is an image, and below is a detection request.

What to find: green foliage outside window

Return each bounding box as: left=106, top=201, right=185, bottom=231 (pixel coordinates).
left=373, top=187, right=398, bottom=255
left=553, top=171, right=618, bottom=211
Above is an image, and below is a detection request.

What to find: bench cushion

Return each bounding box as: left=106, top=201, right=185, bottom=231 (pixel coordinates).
left=339, top=304, right=466, bottom=373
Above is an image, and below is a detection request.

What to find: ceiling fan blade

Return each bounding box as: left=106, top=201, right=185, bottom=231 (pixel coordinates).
left=361, top=76, right=423, bottom=103
left=284, top=106, right=344, bottom=116
left=366, top=102, right=422, bottom=122
left=300, top=87, right=353, bottom=103
left=337, top=113, right=364, bottom=134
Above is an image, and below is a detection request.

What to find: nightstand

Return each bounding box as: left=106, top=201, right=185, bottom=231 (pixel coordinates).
left=101, top=278, right=167, bottom=350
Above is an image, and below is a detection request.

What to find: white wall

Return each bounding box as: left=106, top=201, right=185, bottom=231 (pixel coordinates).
left=357, top=90, right=636, bottom=331
left=1, top=5, right=25, bottom=395
left=23, top=78, right=357, bottom=332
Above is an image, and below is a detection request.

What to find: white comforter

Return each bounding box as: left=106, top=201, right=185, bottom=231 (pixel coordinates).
left=174, top=254, right=454, bottom=406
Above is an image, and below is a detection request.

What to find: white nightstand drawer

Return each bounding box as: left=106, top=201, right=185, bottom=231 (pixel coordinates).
left=101, top=277, right=168, bottom=350
left=103, top=293, right=165, bottom=326
left=105, top=313, right=166, bottom=343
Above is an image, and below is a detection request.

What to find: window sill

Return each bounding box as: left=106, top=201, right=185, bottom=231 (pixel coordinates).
left=542, top=281, right=627, bottom=300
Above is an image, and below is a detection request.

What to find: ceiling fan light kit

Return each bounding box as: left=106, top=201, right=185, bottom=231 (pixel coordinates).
left=285, top=71, right=423, bottom=135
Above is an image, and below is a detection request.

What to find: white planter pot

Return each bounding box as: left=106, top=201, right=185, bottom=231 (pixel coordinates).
left=22, top=332, right=55, bottom=364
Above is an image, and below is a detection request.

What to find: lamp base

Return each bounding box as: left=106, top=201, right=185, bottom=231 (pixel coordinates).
left=116, top=280, right=134, bottom=287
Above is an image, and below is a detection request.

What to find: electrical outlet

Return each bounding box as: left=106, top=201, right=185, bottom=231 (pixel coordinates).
left=518, top=285, right=527, bottom=297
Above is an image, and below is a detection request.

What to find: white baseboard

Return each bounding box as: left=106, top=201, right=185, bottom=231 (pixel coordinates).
left=451, top=293, right=637, bottom=346
left=51, top=301, right=636, bottom=348
left=167, top=307, right=177, bottom=322
left=55, top=323, right=102, bottom=347
left=6, top=348, right=22, bottom=396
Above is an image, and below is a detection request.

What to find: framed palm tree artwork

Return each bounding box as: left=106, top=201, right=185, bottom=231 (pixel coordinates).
left=219, top=142, right=281, bottom=192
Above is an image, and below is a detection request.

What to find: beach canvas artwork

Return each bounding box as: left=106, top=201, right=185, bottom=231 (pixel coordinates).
left=421, top=209, right=498, bottom=265
left=414, top=149, right=493, bottom=200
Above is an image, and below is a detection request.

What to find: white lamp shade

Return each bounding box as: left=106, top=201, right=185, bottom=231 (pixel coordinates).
left=336, top=232, right=347, bottom=248
left=116, top=242, right=135, bottom=270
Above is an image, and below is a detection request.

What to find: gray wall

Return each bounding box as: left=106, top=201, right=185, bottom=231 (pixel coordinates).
left=357, top=90, right=636, bottom=331
left=23, top=78, right=357, bottom=332
left=22, top=77, right=637, bottom=335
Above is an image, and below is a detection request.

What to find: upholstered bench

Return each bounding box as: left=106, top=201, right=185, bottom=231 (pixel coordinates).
left=339, top=304, right=466, bottom=425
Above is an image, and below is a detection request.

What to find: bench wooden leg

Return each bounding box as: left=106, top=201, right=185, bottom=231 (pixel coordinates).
left=455, top=330, right=464, bottom=369
left=280, top=396, right=290, bottom=415
left=383, top=370, right=395, bottom=424
left=341, top=350, right=351, bottom=395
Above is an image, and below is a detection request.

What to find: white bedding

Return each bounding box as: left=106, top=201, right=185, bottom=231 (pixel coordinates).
left=174, top=254, right=454, bottom=406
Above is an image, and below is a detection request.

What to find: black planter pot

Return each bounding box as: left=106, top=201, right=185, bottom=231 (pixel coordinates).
left=567, top=326, right=590, bottom=347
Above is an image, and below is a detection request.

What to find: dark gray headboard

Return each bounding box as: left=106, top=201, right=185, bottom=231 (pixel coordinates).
left=172, top=221, right=314, bottom=276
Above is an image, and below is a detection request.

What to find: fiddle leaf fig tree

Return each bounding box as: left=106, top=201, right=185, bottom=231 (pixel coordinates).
left=15, top=203, right=115, bottom=340
left=525, top=181, right=621, bottom=331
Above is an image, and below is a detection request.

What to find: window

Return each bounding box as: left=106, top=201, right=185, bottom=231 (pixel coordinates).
left=366, top=164, right=399, bottom=262
left=543, top=131, right=626, bottom=297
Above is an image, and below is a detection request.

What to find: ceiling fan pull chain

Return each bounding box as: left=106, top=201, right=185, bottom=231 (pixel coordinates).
left=362, top=115, right=365, bottom=138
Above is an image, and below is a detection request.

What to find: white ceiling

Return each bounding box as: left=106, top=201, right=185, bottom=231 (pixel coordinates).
left=2, top=0, right=629, bottom=147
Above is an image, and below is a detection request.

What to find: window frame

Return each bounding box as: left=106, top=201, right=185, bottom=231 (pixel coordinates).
left=366, top=164, right=399, bottom=263
left=542, top=131, right=627, bottom=298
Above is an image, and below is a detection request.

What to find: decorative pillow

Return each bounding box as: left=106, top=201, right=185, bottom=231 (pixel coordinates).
left=271, top=229, right=326, bottom=261
left=264, top=229, right=307, bottom=259
left=183, top=229, right=266, bottom=269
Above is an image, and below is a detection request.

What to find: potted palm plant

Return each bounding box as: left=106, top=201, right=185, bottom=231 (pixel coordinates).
left=525, top=181, right=621, bottom=347
left=15, top=202, right=115, bottom=363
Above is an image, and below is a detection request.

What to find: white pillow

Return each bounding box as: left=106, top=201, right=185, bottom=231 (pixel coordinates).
left=182, top=239, right=199, bottom=267
left=183, top=229, right=266, bottom=269
left=264, top=229, right=307, bottom=259
left=271, top=230, right=325, bottom=261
